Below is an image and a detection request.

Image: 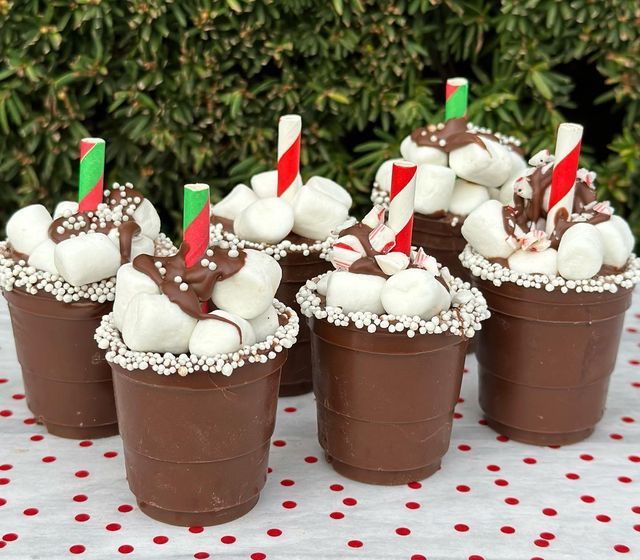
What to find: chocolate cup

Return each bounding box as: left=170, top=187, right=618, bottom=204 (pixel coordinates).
left=4, top=289, right=117, bottom=439
left=475, top=279, right=633, bottom=446
left=276, top=251, right=331, bottom=396
left=110, top=351, right=286, bottom=526
left=413, top=213, right=468, bottom=280
left=310, top=318, right=468, bottom=485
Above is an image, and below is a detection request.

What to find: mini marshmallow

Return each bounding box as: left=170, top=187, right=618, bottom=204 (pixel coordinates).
left=234, top=197, right=294, bottom=244
left=449, top=137, right=512, bottom=188
left=122, top=293, right=197, bottom=353
left=132, top=198, right=161, bottom=240
left=326, top=271, right=386, bottom=314
left=413, top=163, right=456, bottom=215
left=250, top=169, right=302, bottom=202
left=6, top=204, right=53, bottom=255
left=189, top=310, right=256, bottom=356
left=292, top=183, right=349, bottom=240
left=557, top=223, right=604, bottom=280
left=374, top=158, right=403, bottom=192
left=249, top=305, right=280, bottom=342
left=54, top=233, right=121, bottom=286
left=399, top=135, right=448, bottom=166
left=508, top=249, right=558, bottom=276
left=53, top=201, right=79, bottom=219
left=595, top=216, right=634, bottom=268
left=27, top=239, right=58, bottom=275
left=448, top=179, right=490, bottom=216
left=374, top=252, right=409, bottom=276
left=380, top=268, right=451, bottom=319
left=113, top=263, right=160, bottom=330
left=212, top=184, right=258, bottom=221
left=107, top=229, right=155, bottom=261
left=461, top=200, right=515, bottom=259
left=212, top=249, right=282, bottom=319
left=305, top=176, right=352, bottom=209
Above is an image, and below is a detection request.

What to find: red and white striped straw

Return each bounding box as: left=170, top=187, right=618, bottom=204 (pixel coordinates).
left=277, top=114, right=302, bottom=198
left=545, top=123, right=583, bottom=235
left=388, top=161, right=417, bottom=256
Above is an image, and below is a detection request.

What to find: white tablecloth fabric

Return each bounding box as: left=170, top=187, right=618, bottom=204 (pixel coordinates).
left=0, top=296, right=638, bottom=560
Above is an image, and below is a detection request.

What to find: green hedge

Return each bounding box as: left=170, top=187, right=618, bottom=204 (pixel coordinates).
left=1, top=0, right=639, bottom=238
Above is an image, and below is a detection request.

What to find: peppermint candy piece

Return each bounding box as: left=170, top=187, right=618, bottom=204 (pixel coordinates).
left=593, top=201, right=613, bottom=215
left=576, top=167, right=597, bottom=187
left=330, top=235, right=367, bottom=270
left=374, top=251, right=409, bottom=276
left=528, top=149, right=553, bottom=167
left=369, top=223, right=396, bottom=254
left=513, top=176, right=533, bottom=199
left=413, top=247, right=440, bottom=276
left=362, top=204, right=386, bottom=229
left=518, top=228, right=551, bottom=252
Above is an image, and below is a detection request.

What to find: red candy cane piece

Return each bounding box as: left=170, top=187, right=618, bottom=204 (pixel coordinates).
left=362, top=204, right=386, bottom=229
left=277, top=114, right=302, bottom=198
left=413, top=247, right=439, bottom=275
left=369, top=223, right=396, bottom=254
left=388, top=161, right=417, bottom=256
left=331, top=235, right=366, bottom=270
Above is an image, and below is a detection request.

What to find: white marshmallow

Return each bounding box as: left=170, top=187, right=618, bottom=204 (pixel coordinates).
left=449, top=137, right=512, bottom=188
left=250, top=170, right=302, bottom=202
left=380, top=268, right=451, bottom=319
left=132, top=198, right=161, bottom=240
left=292, top=183, right=349, bottom=240
left=461, top=200, right=515, bottom=259
left=508, top=249, right=558, bottom=276
left=595, top=216, right=634, bottom=268
left=212, top=249, right=281, bottom=319
left=374, top=158, right=403, bottom=192
left=413, top=163, right=456, bottom=215
left=448, top=179, right=490, bottom=216
left=316, top=273, right=330, bottom=296
left=53, top=201, right=79, bottom=219
left=6, top=205, right=53, bottom=255
left=249, top=305, right=280, bottom=342
left=305, top=176, right=352, bottom=209
left=27, top=240, right=58, bottom=275
left=557, top=223, right=604, bottom=280
left=399, top=135, right=448, bottom=166
left=506, top=149, right=527, bottom=177
left=211, top=184, right=258, bottom=221
left=113, top=263, right=160, bottom=330
left=107, top=229, right=155, bottom=261
left=488, top=187, right=501, bottom=201
left=122, top=293, right=197, bottom=354
left=189, top=310, right=256, bottom=356
left=54, top=233, right=121, bottom=286
left=498, top=169, right=528, bottom=205
left=234, top=197, right=294, bottom=244
left=326, top=271, right=385, bottom=314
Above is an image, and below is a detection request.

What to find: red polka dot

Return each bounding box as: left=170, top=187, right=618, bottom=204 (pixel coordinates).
left=118, top=504, right=133, bottom=513
left=408, top=481, right=422, bottom=489
left=23, top=418, right=35, bottom=425
left=454, top=412, right=463, bottom=419
left=73, top=495, right=88, bottom=503
left=267, top=467, right=273, bottom=474
left=454, top=524, right=469, bottom=532
left=505, top=497, right=519, bottom=505
left=542, top=508, right=557, bottom=516
left=396, top=527, right=411, bottom=536
left=284, top=407, right=296, bottom=413
left=42, top=456, right=56, bottom=463
left=106, top=523, right=121, bottom=531
left=267, top=528, right=282, bottom=537
left=406, top=501, right=421, bottom=509
left=0, top=378, right=7, bottom=383
left=619, top=476, right=633, bottom=483
left=523, top=457, right=537, bottom=464
left=614, top=545, right=630, bottom=554
left=634, top=525, right=640, bottom=532
left=0, top=478, right=10, bottom=485
left=118, top=545, right=134, bottom=554
left=495, top=479, right=509, bottom=487
left=566, top=472, right=580, bottom=480
left=629, top=456, right=640, bottom=463
left=330, top=484, right=344, bottom=492
left=411, top=556, right=426, bottom=560
left=496, top=435, right=509, bottom=442
left=487, top=464, right=501, bottom=472
left=304, top=456, right=317, bottom=463
left=0, top=410, right=13, bottom=417
left=581, top=495, right=596, bottom=503
left=633, top=506, right=640, bottom=514
left=104, top=451, right=118, bottom=459
left=280, top=479, right=295, bottom=487
left=251, top=554, right=266, bottom=560
left=272, top=440, right=286, bottom=447
left=3, top=533, right=18, bottom=541
left=69, top=545, right=85, bottom=554
left=23, top=508, right=38, bottom=516
left=478, top=419, right=488, bottom=425
left=540, top=532, right=555, bottom=540
left=75, top=470, right=89, bottom=478
left=596, top=514, right=611, bottom=522
left=220, top=535, right=235, bottom=544
left=580, top=453, right=594, bottom=461
left=79, top=440, right=93, bottom=447
left=622, top=416, right=635, bottom=423
left=153, top=536, right=168, bottom=544
left=458, top=444, right=471, bottom=452
left=469, top=556, right=484, bottom=560
left=501, top=526, right=515, bottom=534
left=343, top=497, right=357, bottom=506
left=12, top=394, right=25, bottom=400
left=30, top=435, right=43, bottom=441
left=534, top=539, right=549, bottom=548
left=347, top=540, right=363, bottom=548
left=75, top=513, right=90, bottom=522
left=189, top=526, right=204, bottom=534
left=194, top=554, right=209, bottom=560
left=611, top=433, right=624, bottom=440
left=0, top=464, right=11, bottom=471
left=0, top=498, right=5, bottom=506
left=282, top=501, right=297, bottom=509
left=457, top=485, right=470, bottom=493
left=330, top=512, right=344, bottom=519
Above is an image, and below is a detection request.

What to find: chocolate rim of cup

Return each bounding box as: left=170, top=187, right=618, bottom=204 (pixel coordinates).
left=296, top=272, right=489, bottom=339
left=460, top=245, right=640, bottom=293
left=0, top=235, right=176, bottom=303
left=95, top=299, right=299, bottom=376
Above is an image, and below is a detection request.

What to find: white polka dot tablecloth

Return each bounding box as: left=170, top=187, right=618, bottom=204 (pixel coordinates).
left=0, top=296, right=639, bottom=560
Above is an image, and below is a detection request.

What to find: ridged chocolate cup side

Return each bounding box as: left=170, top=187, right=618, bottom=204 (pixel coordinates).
left=475, top=279, right=633, bottom=446
left=4, top=289, right=117, bottom=439
left=310, top=318, right=468, bottom=485
left=412, top=213, right=468, bottom=281
left=111, top=351, right=286, bottom=526
left=276, top=251, right=330, bottom=396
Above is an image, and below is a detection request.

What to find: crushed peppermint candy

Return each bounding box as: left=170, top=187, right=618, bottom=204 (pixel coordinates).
left=460, top=245, right=640, bottom=293
left=95, top=300, right=299, bottom=376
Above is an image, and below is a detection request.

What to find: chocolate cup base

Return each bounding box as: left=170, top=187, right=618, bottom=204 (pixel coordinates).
left=484, top=417, right=594, bottom=447
left=279, top=378, right=313, bottom=397
left=137, top=495, right=260, bottom=527
left=46, top=421, right=118, bottom=440
left=327, top=454, right=441, bottom=485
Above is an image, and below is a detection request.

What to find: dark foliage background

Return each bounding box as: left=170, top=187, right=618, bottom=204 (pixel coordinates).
left=1, top=0, right=638, bottom=238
